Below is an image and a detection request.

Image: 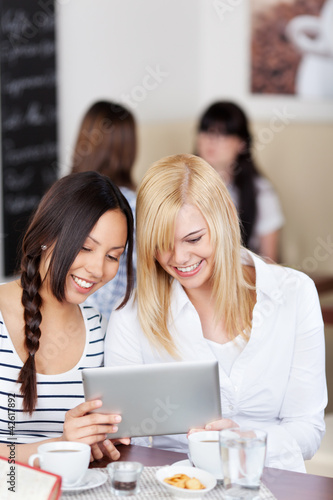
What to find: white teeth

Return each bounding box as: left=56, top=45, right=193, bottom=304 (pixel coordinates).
left=72, top=275, right=94, bottom=289
left=176, top=261, right=201, bottom=273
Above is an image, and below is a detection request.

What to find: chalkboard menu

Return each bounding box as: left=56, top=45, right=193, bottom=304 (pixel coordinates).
left=0, top=0, right=58, bottom=276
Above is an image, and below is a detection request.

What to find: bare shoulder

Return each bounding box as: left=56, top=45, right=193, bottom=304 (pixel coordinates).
left=0, top=280, right=22, bottom=313
left=0, top=281, right=24, bottom=345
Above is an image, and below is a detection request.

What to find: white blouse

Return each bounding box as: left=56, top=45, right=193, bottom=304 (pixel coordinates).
left=105, top=251, right=327, bottom=473
left=206, top=335, right=246, bottom=377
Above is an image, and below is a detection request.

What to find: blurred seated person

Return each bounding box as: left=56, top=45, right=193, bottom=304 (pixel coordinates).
left=71, top=100, right=137, bottom=318
left=196, top=101, right=284, bottom=261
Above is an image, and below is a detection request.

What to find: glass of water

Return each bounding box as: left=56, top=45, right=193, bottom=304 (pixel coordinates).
left=219, top=427, right=267, bottom=500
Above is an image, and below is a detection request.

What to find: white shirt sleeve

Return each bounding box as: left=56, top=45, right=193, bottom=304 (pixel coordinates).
left=254, top=177, right=284, bottom=236
left=105, top=300, right=144, bottom=366
left=245, top=277, right=326, bottom=472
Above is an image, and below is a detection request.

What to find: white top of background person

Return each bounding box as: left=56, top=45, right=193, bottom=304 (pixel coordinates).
left=71, top=101, right=137, bottom=318
left=196, top=101, right=284, bottom=261
left=0, top=171, right=134, bottom=464
left=105, top=154, right=327, bottom=473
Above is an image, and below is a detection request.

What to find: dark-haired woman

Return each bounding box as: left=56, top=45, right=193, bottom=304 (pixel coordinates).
left=71, top=100, right=137, bottom=318
left=0, top=171, right=133, bottom=463
left=196, top=101, right=284, bottom=261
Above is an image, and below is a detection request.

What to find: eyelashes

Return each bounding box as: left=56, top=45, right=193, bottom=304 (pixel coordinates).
left=81, top=247, right=119, bottom=262
left=107, top=255, right=119, bottom=262
left=186, top=236, right=202, bottom=244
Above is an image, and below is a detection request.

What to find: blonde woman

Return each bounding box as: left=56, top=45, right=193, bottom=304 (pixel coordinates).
left=105, top=154, right=327, bottom=473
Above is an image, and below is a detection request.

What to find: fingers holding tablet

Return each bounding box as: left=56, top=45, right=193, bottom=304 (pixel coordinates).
left=62, top=399, right=123, bottom=445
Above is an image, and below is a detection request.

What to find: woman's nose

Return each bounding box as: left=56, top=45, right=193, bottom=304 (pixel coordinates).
left=173, top=244, right=190, bottom=265
left=85, top=257, right=104, bottom=278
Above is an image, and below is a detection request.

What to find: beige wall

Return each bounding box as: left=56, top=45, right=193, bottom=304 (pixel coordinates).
left=133, top=120, right=333, bottom=273
left=252, top=121, right=333, bottom=272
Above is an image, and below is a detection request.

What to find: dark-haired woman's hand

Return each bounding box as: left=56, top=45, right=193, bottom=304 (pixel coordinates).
left=90, top=437, right=131, bottom=462
left=62, top=400, right=123, bottom=460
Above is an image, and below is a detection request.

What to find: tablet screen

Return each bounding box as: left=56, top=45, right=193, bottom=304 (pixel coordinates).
left=82, top=360, right=222, bottom=439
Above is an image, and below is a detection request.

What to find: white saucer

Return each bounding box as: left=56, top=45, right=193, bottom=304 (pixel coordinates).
left=62, top=469, right=107, bottom=492
left=172, top=459, right=223, bottom=481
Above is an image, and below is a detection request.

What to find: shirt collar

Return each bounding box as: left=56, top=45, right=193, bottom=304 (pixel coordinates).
left=242, top=249, right=284, bottom=304
left=170, top=279, right=191, bottom=320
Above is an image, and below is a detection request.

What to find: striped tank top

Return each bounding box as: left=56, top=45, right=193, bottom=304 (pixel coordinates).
left=0, top=305, right=106, bottom=444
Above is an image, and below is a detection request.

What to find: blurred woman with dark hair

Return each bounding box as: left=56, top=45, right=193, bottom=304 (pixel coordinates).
left=196, top=101, right=284, bottom=261
left=71, top=100, right=137, bottom=318
left=0, top=171, right=133, bottom=463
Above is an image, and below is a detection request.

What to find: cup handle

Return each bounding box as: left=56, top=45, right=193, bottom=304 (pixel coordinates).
left=285, top=16, right=328, bottom=56
left=28, top=453, right=41, bottom=468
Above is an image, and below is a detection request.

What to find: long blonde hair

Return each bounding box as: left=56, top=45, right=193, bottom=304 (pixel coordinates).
left=136, top=154, right=254, bottom=356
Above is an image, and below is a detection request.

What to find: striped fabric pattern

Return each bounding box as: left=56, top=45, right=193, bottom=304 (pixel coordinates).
left=0, top=305, right=106, bottom=444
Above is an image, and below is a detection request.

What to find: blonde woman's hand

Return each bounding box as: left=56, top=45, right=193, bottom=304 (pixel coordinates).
left=187, top=418, right=238, bottom=437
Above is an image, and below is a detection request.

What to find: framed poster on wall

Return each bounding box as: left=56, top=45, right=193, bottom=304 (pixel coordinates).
left=250, top=0, right=333, bottom=99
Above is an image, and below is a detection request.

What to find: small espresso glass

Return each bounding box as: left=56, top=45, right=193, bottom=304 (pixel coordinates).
left=107, top=462, right=143, bottom=496
left=219, top=427, right=267, bottom=500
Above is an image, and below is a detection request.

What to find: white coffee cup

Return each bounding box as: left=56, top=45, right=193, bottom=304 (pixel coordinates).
left=28, top=441, right=90, bottom=488
left=188, top=430, right=223, bottom=480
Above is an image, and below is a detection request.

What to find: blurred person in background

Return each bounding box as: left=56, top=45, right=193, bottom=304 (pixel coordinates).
left=196, top=101, right=284, bottom=262
left=71, top=101, right=137, bottom=318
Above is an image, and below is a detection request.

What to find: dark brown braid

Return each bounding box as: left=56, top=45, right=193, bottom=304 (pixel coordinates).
left=17, top=254, right=43, bottom=414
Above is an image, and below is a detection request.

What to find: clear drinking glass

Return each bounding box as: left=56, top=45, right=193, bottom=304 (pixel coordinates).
left=219, top=427, right=267, bottom=500
left=107, top=461, right=144, bottom=496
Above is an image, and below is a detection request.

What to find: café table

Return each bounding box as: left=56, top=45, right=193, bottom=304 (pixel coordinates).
left=89, top=444, right=333, bottom=500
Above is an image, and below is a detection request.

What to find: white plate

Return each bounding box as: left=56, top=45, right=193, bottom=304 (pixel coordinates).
left=172, top=459, right=193, bottom=467
left=172, top=460, right=223, bottom=481
left=62, top=469, right=107, bottom=492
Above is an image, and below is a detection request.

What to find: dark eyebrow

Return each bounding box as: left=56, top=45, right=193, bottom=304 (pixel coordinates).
left=87, top=235, right=125, bottom=250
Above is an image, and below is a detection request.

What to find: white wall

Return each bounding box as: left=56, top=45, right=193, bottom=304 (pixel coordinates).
left=56, top=0, right=204, bottom=175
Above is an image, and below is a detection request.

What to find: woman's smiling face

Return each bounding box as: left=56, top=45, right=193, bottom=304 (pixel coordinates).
left=40, top=209, right=128, bottom=305
left=65, top=209, right=128, bottom=304
left=155, top=204, right=215, bottom=292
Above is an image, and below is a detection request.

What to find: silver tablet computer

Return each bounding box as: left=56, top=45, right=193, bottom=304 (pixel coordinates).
left=82, top=360, right=221, bottom=439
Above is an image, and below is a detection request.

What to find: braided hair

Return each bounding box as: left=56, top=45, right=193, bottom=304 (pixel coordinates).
left=17, top=171, right=134, bottom=414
